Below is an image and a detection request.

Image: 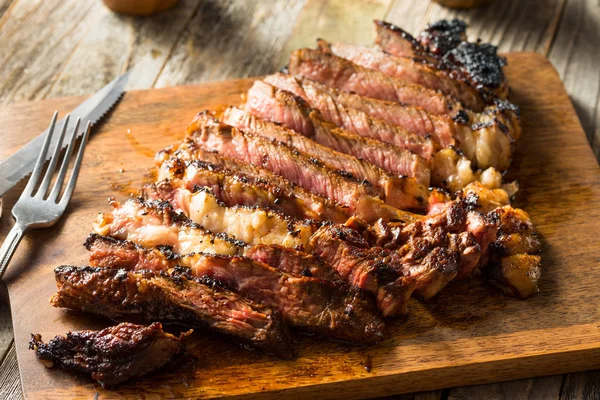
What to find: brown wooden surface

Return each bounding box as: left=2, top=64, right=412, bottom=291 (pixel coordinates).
left=1, top=0, right=600, bottom=399
left=0, top=53, right=598, bottom=399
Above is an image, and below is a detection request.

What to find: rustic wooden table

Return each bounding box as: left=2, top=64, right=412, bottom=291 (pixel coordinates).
left=0, top=0, right=598, bottom=398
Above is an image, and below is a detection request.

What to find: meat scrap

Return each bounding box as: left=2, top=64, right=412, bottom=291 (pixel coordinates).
left=29, top=322, right=190, bottom=388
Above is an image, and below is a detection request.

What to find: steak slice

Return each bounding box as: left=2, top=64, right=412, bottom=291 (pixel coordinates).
left=223, top=106, right=432, bottom=210
left=287, top=76, right=456, bottom=147
left=50, top=266, right=294, bottom=359
left=89, top=199, right=337, bottom=282
left=85, top=236, right=384, bottom=344
left=29, top=322, right=190, bottom=388
left=157, top=140, right=351, bottom=223
left=317, top=40, right=486, bottom=112
left=244, top=81, right=431, bottom=185
left=374, top=19, right=510, bottom=99
left=288, top=48, right=462, bottom=116
left=187, top=112, right=417, bottom=223
left=264, top=73, right=434, bottom=158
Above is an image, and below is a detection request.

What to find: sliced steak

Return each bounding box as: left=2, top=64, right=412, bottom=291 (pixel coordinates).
left=157, top=140, right=351, bottom=223
left=143, top=179, right=418, bottom=317
left=244, top=81, right=431, bottom=185
left=223, top=106, right=432, bottom=210
left=264, top=73, right=434, bottom=158
left=288, top=48, right=462, bottom=116
left=29, top=322, right=190, bottom=388
left=51, top=266, right=294, bottom=359
left=187, top=111, right=417, bottom=223
left=85, top=235, right=384, bottom=344
left=317, top=40, right=485, bottom=111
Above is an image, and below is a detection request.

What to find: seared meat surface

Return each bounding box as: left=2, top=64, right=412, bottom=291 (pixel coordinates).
left=51, top=266, right=294, bottom=359
left=29, top=322, right=190, bottom=388
left=86, top=235, right=384, bottom=344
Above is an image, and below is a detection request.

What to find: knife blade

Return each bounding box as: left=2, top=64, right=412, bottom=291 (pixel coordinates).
left=0, top=71, right=130, bottom=198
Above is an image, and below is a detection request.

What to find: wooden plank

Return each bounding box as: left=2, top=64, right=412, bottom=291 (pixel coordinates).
left=1, top=54, right=600, bottom=399
left=279, top=0, right=392, bottom=66
left=0, top=344, right=21, bottom=400
left=560, top=370, right=600, bottom=400
left=0, top=0, right=95, bottom=102
left=154, top=0, right=306, bottom=88
left=548, top=0, right=600, bottom=159
left=47, top=0, right=202, bottom=97
left=384, top=0, right=566, bottom=53
left=447, top=375, right=562, bottom=400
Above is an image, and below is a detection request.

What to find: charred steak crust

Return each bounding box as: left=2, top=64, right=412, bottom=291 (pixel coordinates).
left=50, top=266, right=294, bottom=359
left=29, top=322, right=190, bottom=388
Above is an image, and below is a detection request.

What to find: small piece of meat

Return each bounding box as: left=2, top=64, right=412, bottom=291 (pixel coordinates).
left=29, top=322, right=190, bottom=388
left=157, top=140, right=351, bottom=223
left=418, top=19, right=467, bottom=56
left=288, top=48, right=463, bottom=116
left=51, top=266, right=293, bottom=359
left=85, top=236, right=384, bottom=344
left=187, top=111, right=417, bottom=223
left=244, top=244, right=341, bottom=281
left=264, top=73, right=435, bottom=158
left=317, top=40, right=485, bottom=111
left=245, top=81, right=431, bottom=185
left=223, top=105, right=432, bottom=210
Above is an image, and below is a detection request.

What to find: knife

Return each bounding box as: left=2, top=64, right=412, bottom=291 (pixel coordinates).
left=0, top=71, right=130, bottom=199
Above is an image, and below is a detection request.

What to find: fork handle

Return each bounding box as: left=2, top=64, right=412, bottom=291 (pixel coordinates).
left=0, top=222, right=26, bottom=279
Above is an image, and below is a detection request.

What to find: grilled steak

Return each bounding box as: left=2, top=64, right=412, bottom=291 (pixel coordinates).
left=264, top=73, right=434, bottom=158
left=85, top=235, right=384, bottom=344
left=317, top=39, right=486, bottom=111
left=29, top=322, right=190, bottom=388
left=374, top=19, right=509, bottom=99
left=157, top=140, right=351, bottom=223
left=223, top=106, right=433, bottom=210
left=187, top=111, right=417, bottom=223
left=51, top=266, right=293, bottom=359
left=245, top=80, right=431, bottom=185
left=288, top=48, right=463, bottom=116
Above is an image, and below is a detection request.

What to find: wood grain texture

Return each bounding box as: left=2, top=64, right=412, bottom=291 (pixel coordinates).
left=154, top=0, right=306, bottom=88
left=560, top=370, right=600, bottom=400
left=447, top=375, right=562, bottom=400
left=548, top=0, right=600, bottom=160
left=0, top=344, right=21, bottom=400
left=0, top=53, right=599, bottom=400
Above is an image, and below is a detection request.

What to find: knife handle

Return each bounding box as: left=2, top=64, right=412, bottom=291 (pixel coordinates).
left=0, top=222, right=25, bottom=280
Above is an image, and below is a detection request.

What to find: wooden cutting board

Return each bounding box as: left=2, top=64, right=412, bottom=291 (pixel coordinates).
left=0, top=53, right=599, bottom=399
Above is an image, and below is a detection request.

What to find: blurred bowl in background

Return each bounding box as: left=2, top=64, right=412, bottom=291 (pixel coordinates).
left=102, top=0, right=180, bottom=16
left=432, top=0, right=492, bottom=8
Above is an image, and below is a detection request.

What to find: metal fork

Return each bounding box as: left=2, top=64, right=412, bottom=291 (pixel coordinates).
left=0, top=112, right=90, bottom=279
